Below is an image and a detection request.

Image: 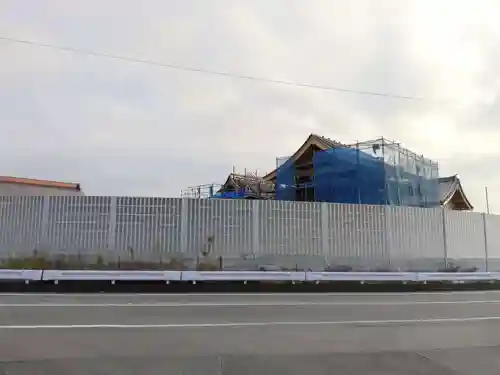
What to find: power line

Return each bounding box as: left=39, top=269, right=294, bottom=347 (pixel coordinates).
left=0, top=35, right=426, bottom=101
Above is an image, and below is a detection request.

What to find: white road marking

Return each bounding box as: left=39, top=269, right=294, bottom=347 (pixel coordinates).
left=2, top=300, right=500, bottom=307
left=1, top=316, right=500, bottom=329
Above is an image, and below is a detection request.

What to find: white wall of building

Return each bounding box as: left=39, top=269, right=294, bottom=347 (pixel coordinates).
left=0, top=182, right=83, bottom=196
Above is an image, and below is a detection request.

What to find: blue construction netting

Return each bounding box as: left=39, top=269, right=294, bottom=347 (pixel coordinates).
left=313, top=144, right=440, bottom=207
left=211, top=191, right=248, bottom=199
left=314, top=147, right=386, bottom=205
left=380, top=140, right=440, bottom=207
left=276, top=158, right=296, bottom=201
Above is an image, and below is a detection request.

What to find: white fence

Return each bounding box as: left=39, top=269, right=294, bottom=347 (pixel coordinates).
left=0, top=196, right=499, bottom=272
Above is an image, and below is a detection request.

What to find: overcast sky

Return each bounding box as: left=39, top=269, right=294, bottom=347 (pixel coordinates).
left=1, top=0, right=499, bottom=212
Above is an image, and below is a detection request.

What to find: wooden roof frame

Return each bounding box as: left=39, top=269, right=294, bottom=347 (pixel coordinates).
left=263, top=134, right=343, bottom=181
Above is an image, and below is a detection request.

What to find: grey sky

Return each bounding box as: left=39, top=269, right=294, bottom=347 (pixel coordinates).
left=0, top=0, right=499, bottom=211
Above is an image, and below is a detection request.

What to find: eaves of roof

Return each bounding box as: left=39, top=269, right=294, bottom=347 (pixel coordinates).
left=0, top=176, right=81, bottom=191
left=263, top=134, right=345, bottom=181
left=438, top=175, right=473, bottom=210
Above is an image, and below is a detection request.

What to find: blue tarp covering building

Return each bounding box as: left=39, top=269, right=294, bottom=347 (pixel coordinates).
left=211, top=191, right=249, bottom=199
left=275, top=138, right=440, bottom=207
left=276, top=158, right=296, bottom=201
left=313, top=147, right=439, bottom=206
left=313, top=147, right=387, bottom=205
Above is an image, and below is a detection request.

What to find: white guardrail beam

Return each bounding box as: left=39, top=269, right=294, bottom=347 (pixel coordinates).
left=416, top=272, right=500, bottom=281
left=2, top=269, right=500, bottom=282
left=306, top=272, right=418, bottom=282
left=0, top=269, right=43, bottom=281
left=181, top=271, right=306, bottom=282
left=41, top=270, right=182, bottom=281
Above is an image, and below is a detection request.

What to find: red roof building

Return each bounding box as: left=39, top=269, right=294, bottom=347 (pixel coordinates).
left=0, top=176, right=83, bottom=196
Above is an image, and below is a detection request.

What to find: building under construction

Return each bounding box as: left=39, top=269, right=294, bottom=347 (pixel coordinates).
left=181, top=134, right=473, bottom=210
left=274, top=137, right=440, bottom=207
left=181, top=172, right=275, bottom=200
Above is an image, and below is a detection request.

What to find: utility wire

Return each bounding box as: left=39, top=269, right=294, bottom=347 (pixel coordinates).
left=0, top=35, right=426, bottom=101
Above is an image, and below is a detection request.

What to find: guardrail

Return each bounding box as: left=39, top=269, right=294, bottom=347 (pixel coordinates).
left=3, top=269, right=500, bottom=283
left=0, top=269, right=43, bottom=281
left=41, top=270, right=182, bottom=282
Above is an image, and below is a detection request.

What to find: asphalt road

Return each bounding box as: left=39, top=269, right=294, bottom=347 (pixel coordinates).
left=2, top=291, right=500, bottom=374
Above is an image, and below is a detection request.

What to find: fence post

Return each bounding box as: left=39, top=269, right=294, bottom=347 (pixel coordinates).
left=320, top=203, right=329, bottom=264
left=483, top=213, right=489, bottom=271
left=384, top=205, right=391, bottom=271
left=107, top=196, right=117, bottom=251
left=40, top=196, right=50, bottom=250
left=252, top=200, right=260, bottom=257
left=441, top=208, right=448, bottom=268
left=180, top=198, right=188, bottom=254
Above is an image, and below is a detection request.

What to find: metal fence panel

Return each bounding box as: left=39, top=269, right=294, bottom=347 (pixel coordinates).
left=484, top=214, right=500, bottom=271
left=45, top=196, right=111, bottom=264
left=385, top=207, right=445, bottom=271
left=0, top=196, right=44, bottom=259
left=185, top=198, right=254, bottom=269
left=257, top=200, right=324, bottom=270
left=2, top=195, right=500, bottom=272
left=114, top=197, right=182, bottom=265
left=326, top=204, right=387, bottom=271
left=444, top=210, right=487, bottom=271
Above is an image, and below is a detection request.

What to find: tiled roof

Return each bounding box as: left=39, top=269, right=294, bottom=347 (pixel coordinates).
left=314, top=134, right=345, bottom=149
left=437, top=175, right=473, bottom=210
left=438, top=176, right=457, bottom=203
left=0, top=176, right=81, bottom=191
